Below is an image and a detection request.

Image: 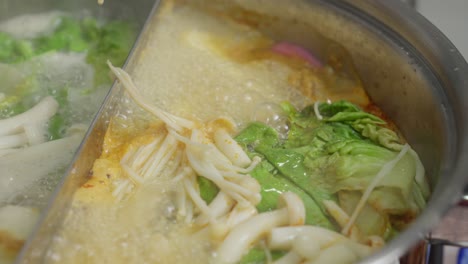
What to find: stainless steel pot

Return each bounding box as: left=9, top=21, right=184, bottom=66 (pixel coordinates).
left=3, top=0, right=467, bottom=263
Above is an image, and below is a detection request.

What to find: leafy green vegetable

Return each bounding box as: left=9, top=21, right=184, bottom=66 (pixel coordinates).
left=250, top=160, right=335, bottom=229
left=286, top=102, right=427, bottom=233
left=0, top=32, right=34, bottom=63
left=235, top=100, right=429, bottom=238
left=0, top=74, right=41, bottom=119
left=86, top=20, right=136, bottom=85
left=198, top=177, right=219, bottom=204
left=33, top=16, right=135, bottom=86
left=318, top=101, right=403, bottom=151
left=0, top=96, right=23, bottom=118
left=46, top=87, right=69, bottom=140
left=34, top=17, right=90, bottom=54
left=236, top=122, right=335, bottom=229
left=0, top=16, right=135, bottom=84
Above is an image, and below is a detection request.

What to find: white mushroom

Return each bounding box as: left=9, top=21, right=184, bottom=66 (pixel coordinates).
left=210, top=202, right=257, bottom=242
left=214, top=128, right=252, bottom=167
left=0, top=133, right=28, bottom=149
left=323, top=200, right=362, bottom=241
left=305, top=243, right=358, bottom=264
left=108, top=64, right=268, bottom=248
left=108, top=61, right=194, bottom=132
left=216, top=192, right=305, bottom=264
left=0, top=96, right=58, bottom=137
left=23, top=123, right=46, bottom=145
left=0, top=134, right=81, bottom=202
left=268, top=226, right=376, bottom=264
left=195, top=191, right=235, bottom=226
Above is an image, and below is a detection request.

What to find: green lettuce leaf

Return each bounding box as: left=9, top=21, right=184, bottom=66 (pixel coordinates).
left=235, top=101, right=429, bottom=237
left=198, top=177, right=219, bottom=204
left=318, top=101, right=403, bottom=151
left=85, top=20, right=136, bottom=85
left=0, top=32, right=34, bottom=63
left=34, top=17, right=90, bottom=53
left=236, top=122, right=335, bottom=229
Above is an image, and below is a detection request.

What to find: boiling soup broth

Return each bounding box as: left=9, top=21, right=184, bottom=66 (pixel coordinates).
left=0, top=10, right=137, bottom=263
left=44, top=1, right=429, bottom=264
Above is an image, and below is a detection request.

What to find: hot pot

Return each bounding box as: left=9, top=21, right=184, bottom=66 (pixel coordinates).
left=1, top=0, right=466, bottom=263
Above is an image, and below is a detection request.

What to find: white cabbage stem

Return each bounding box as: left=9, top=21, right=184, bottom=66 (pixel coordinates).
left=409, top=148, right=430, bottom=199
left=0, top=96, right=58, bottom=137
left=216, top=192, right=305, bottom=264
left=342, top=144, right=410, bottom=235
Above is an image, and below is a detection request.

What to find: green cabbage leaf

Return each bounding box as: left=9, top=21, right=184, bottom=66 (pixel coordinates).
left=234, top=101, right=429, bottom=239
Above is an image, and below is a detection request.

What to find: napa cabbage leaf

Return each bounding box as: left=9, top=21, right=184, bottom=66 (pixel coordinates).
left=235, top=100, right=429, bottom=238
